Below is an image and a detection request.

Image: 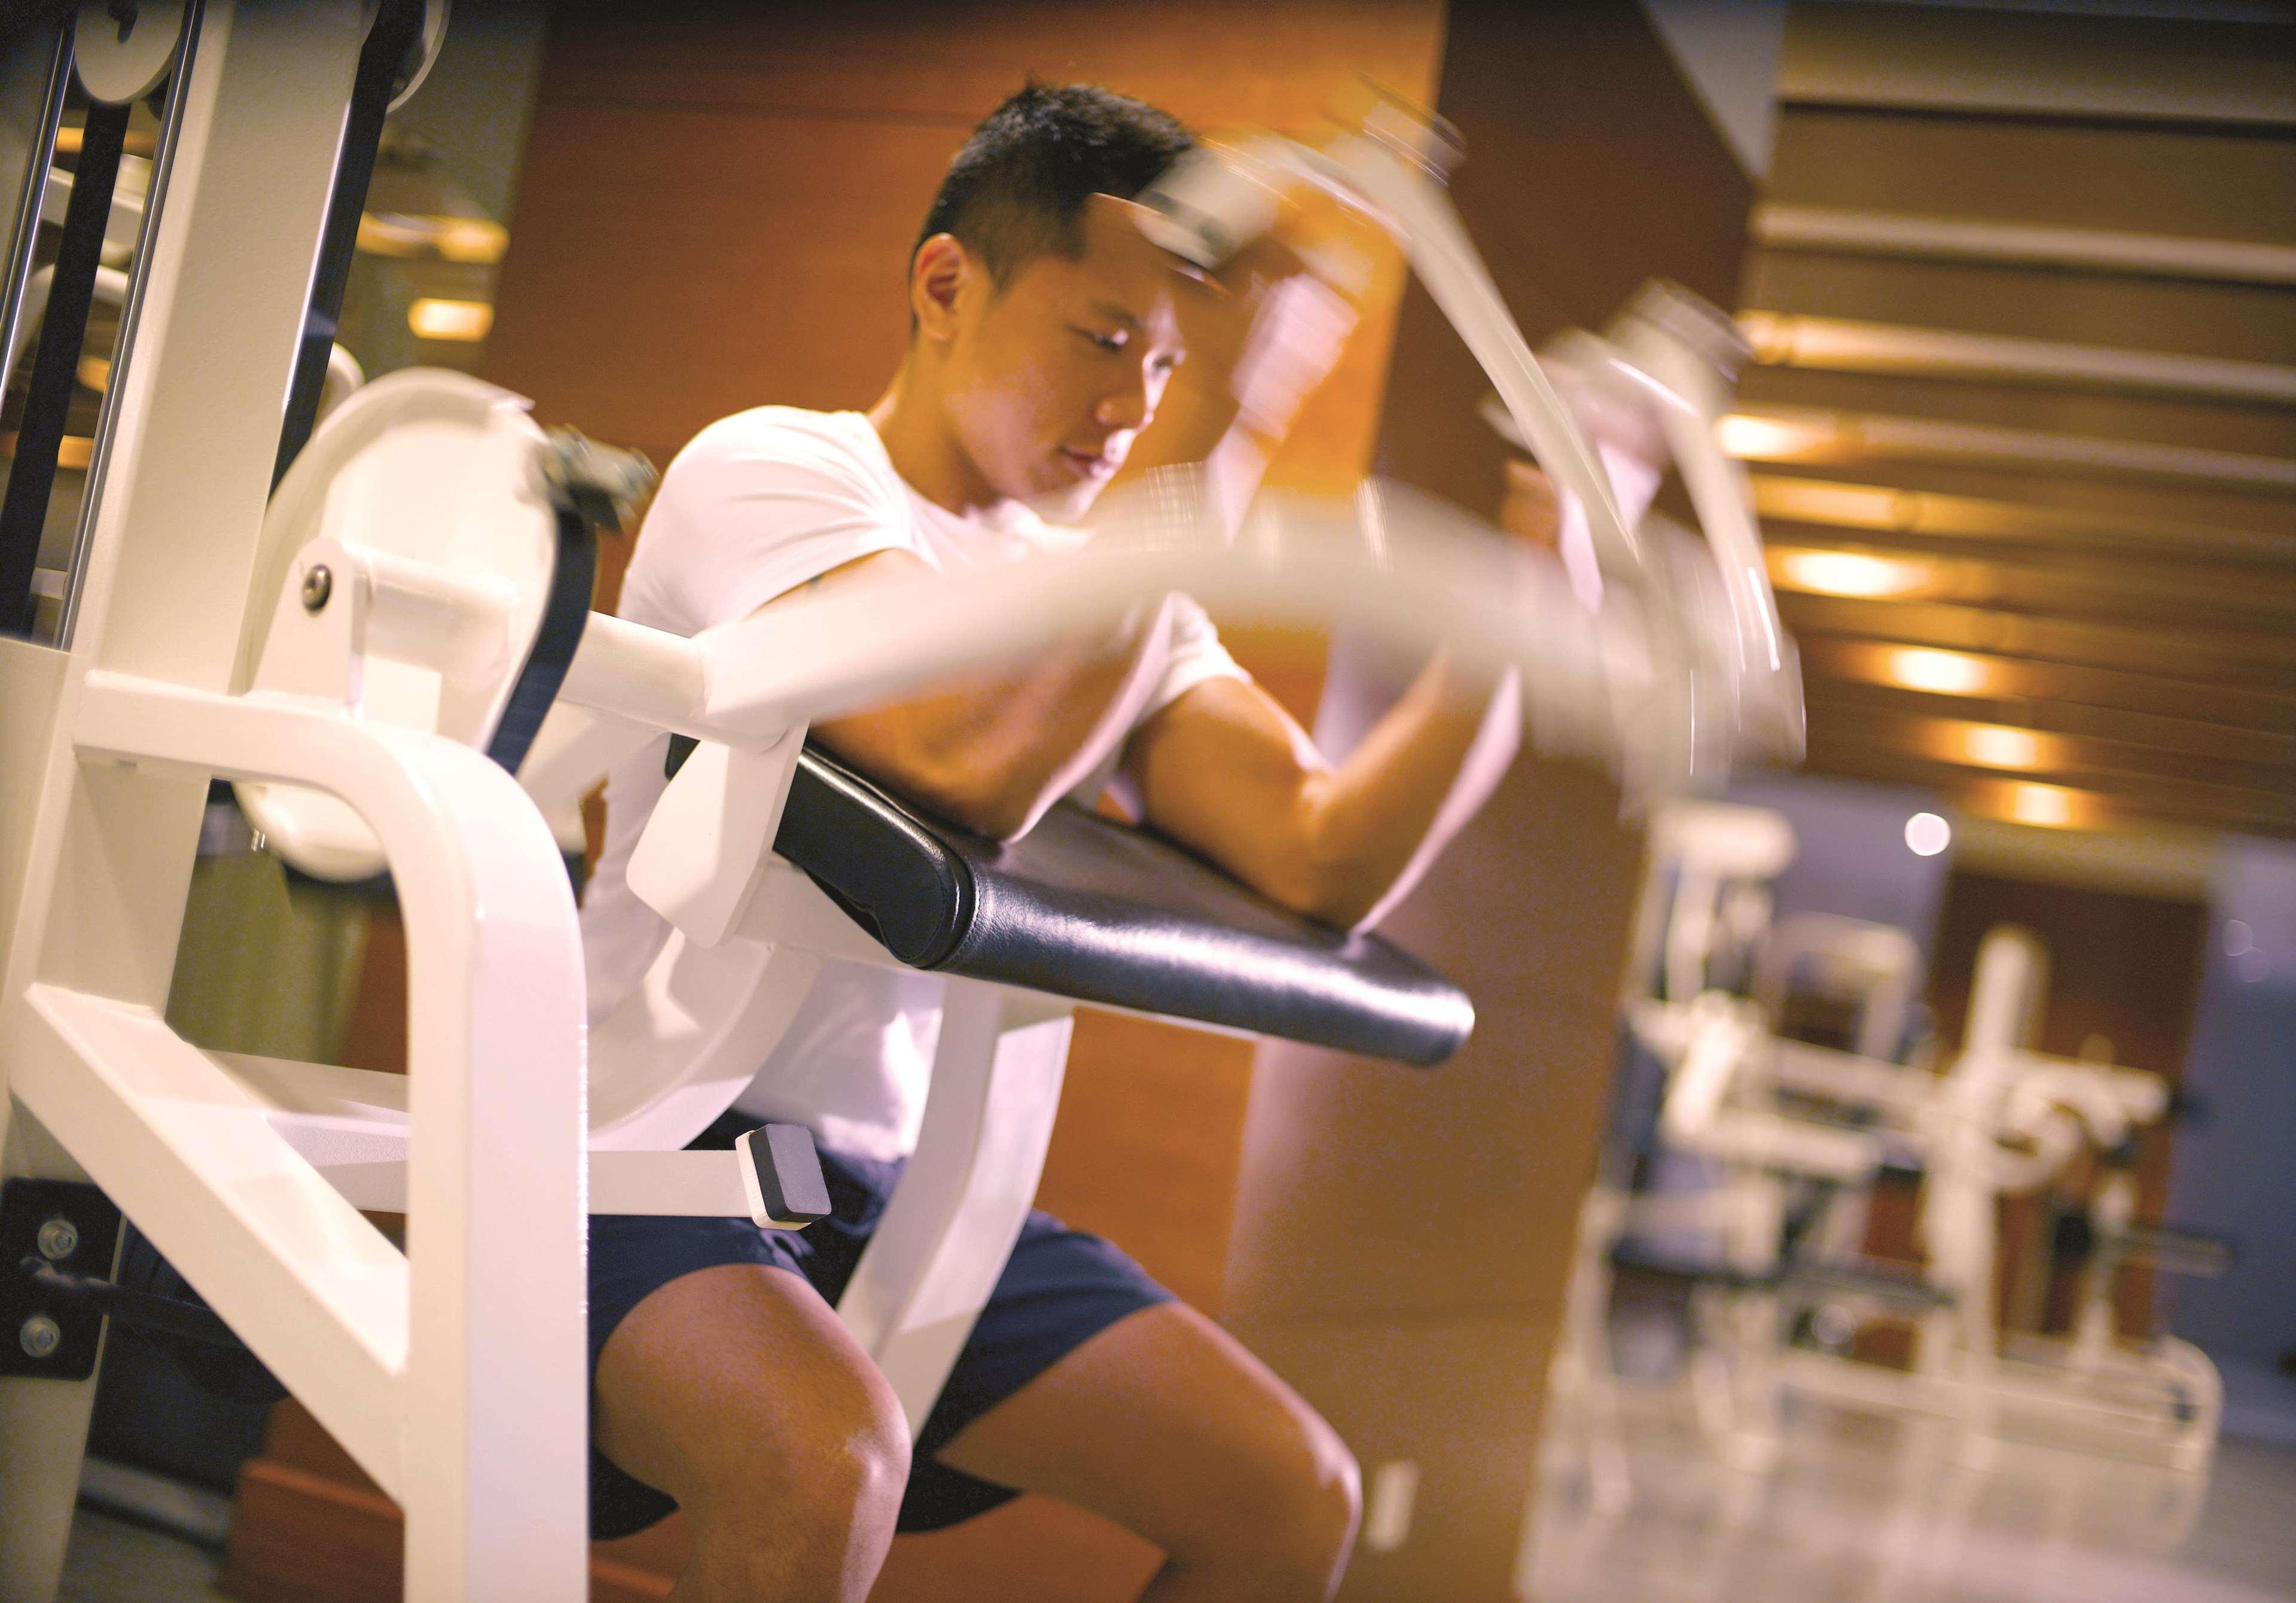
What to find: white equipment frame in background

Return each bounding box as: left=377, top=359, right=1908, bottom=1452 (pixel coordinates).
left=1549, top=800, right=2222, bottom=1519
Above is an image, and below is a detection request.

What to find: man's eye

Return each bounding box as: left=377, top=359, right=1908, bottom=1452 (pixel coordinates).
left=1079, top=327, right=1127, bottom=352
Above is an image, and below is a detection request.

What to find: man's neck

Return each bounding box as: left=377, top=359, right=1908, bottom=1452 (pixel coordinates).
left=868, top=367, right=1002, bottom=518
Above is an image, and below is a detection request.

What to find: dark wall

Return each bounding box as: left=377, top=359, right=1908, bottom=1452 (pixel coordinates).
left=1376, top=0, right=1757, bottom=519
left=1224, top=5, right=1761, bottom=1596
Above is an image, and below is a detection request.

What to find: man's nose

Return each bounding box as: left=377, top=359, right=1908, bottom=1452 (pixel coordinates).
left=1094, top=367, right=1155, bottom=432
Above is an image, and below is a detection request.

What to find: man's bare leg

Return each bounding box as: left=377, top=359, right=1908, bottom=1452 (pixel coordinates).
left=593, top=1264, right=910, bottom=1603
left=935, top=1302, right=1361, bottom=1602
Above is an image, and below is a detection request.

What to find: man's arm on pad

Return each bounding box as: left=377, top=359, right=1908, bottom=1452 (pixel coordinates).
left=759, top=549, right=1147, bottom=842
left=1123, top=658, right=1517, bottom=932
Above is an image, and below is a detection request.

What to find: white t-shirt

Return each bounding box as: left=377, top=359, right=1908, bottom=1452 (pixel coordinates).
left=581, top=407, right=1247, bottom=1160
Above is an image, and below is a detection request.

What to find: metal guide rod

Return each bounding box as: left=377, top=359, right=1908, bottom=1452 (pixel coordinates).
left=273, top=0, right=426, bottom=484
left=0, top=98, right=127, bottom=635
left=0, top=26, right=72, bottom=458
left=55, top=10, right=202, bottom=653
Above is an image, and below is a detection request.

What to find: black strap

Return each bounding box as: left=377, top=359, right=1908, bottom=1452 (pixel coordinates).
left=271, top=0, right=426, bottom=485
left=0, top=97, right=129, bottom=636
left=489, top=503, right=597, bottom=776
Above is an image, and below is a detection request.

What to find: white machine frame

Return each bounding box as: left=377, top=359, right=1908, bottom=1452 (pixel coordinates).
left=1550, top=801, right=2221, bottom=1517
left=0, top=8, right=1798, bottom=1599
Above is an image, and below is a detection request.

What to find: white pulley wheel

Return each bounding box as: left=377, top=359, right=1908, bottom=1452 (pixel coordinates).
left=236, top=368, right=560, bottom=882
left=365, top=0, right=451, bottom=109
left=74, top=0, right=187, bottom=105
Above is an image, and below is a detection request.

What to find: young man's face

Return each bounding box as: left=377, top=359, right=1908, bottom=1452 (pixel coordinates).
left=938, top=196, right=1192, bottom=522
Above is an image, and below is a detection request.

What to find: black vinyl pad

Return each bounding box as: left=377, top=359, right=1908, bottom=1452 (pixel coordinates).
left=770, top=746, right=1472, bottom=1066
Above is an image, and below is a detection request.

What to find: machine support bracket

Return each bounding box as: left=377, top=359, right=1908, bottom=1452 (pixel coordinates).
left=0, top=1180, right=123, bottom=1380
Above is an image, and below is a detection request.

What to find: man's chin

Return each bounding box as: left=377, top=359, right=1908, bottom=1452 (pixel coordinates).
left=1023, top=480, right=1105, bottom=524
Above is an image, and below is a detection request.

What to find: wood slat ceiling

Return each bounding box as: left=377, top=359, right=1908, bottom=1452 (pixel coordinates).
left=1740, top=2, right=2296, bottom=839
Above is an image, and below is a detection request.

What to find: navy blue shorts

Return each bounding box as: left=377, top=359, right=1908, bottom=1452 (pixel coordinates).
left=587, top=1112, right=1172, bottom=1540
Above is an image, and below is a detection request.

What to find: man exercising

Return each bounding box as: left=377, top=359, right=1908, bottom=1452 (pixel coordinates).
left=580, top=85, right=1521, bottom=1601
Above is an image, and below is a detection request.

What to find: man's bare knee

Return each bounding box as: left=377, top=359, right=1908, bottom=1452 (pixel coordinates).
left=1167, top=1407, right=1361, bottom=1595
left=1260, top=1422, right=1361, bottom=1586
left=595, top=1264, right=910, bottom=1602
left=699, top=1364, right=910, bottom=1550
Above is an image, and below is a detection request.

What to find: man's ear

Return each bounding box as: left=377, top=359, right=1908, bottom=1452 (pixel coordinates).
left=911, top=233, right=971, bottom=341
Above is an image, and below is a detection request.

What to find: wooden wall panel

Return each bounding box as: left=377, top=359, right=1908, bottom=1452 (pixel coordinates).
left=1764, top=106, right=2296, bottom=242
left=1372, top=3, right=1754, bottom=519
left=1221, top=4, right=1757, bottom=1597
left=482, top=0, right=1446, bottom=596
left=1743, top=251, right=2296, bottom=366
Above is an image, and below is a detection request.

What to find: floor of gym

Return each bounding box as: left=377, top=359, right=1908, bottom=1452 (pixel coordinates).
left=57, top=1383, right=2296, bottom=1603
left=1529, top=1386, right=2296, bottom=1603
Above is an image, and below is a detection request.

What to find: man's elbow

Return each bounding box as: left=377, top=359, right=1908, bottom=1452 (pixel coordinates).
left=907, top=762, right=1043, bottom=843
left=813, top=727, right=1033, bottom=841
left=1255, top=849, right=1382, bottom=933
left=1294, top=879, right=1385, bottom=934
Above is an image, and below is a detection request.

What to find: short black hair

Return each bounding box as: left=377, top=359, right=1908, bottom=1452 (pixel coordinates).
left=914, top=83, right=1194, bottom=289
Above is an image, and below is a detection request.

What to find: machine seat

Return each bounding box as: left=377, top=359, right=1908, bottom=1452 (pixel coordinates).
left=773, top=746, right=1472, bottom=1066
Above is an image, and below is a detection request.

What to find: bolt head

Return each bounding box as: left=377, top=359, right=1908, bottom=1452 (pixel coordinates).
left=19, top=1315, right=61, bottom=1360
left=35, top=1217, right=78, bottom=1261
left=301, top=563, right=333, bottom=612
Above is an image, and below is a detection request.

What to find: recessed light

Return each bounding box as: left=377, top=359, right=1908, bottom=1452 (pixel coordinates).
left=1904, top=811, right=1951, bottom=857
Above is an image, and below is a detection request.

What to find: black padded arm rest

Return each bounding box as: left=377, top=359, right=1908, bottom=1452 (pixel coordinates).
left=771, top=746, right=1472, bottom=1066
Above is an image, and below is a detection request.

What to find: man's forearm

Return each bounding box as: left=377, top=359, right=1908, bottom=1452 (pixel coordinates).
left=1294, top=654, right=1521, bottom=930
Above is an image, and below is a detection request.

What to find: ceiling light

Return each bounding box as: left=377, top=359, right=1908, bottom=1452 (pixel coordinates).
left=359, top=212, right=509, bottom=263
left=1884, top=647, right=1994, bottom=696
left=1717, top=412, right=1837, bottom=462
left=408, top=298, right=494, bottom=342
left=1957, top=723, right=2047, bottom=772
left=1773, top=548, right=1929, bottom=599
left=1904, top=811, right=1952, bottom=857
left=2007, top=782, right=2079, bottom=828
left=4, top=433, right=93, bottom=470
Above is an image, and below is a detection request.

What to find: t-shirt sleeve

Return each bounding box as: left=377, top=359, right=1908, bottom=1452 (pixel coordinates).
left=1064, top=593, right=1252, bottom=815
left=1141, top=592, right=1248, bottom=720
left=642, top=413, right=913, bottom=632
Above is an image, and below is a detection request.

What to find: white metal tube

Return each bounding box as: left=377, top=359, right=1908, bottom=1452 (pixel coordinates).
left=359, top=543, right=518, bottom=684
left=558, top=609, right=712, bottom=735
left=1771, top=1038, right=1935, bottom=1122
left=72, top=669, right=592, bottom=1600
left=1331, top=136, right=1643, bottom=578
left=1622, top=319, right=1791, bottom=690
left=683, top=533, right=1632, bottom=772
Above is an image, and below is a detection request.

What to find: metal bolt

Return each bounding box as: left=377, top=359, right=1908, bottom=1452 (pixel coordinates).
left=35, top=1217, right=78, bottom=1262
left=19, top=1315, right=61, bottom=1360
left=301, top=564, right=333, bottom=612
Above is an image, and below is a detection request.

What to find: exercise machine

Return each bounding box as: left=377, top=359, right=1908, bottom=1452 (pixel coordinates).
left=1551, top=800, right=2226, bottom=1511
left=0, top=7, right=1800, bottom=1598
